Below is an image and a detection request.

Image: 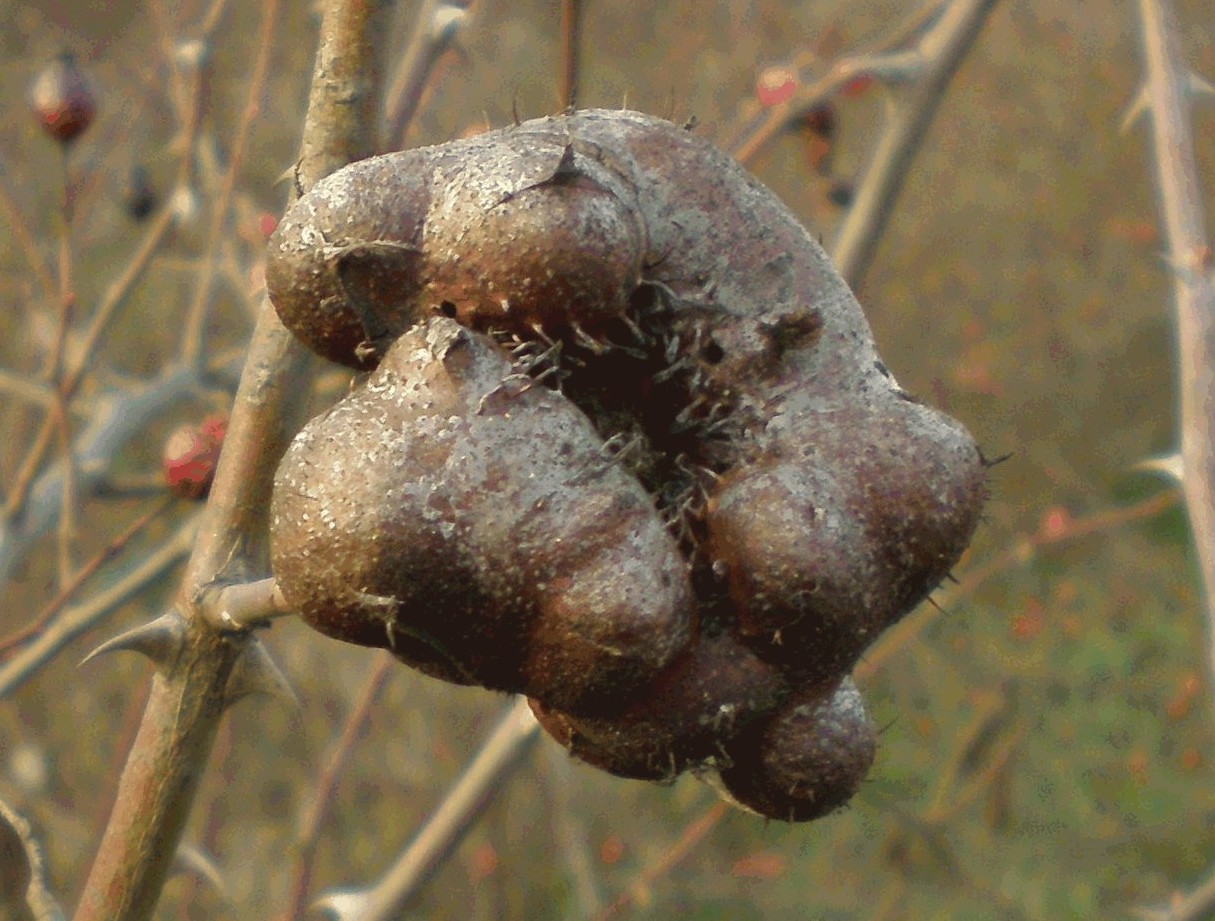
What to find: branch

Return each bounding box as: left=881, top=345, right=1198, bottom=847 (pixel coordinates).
left=311, top=697, right=540, bottom=921
left=720, top=0, right=999, bottom=289
left=829, top=0, right=999, bottom=287
left=1128, top=3, right=1215, bottom=913
left=0, top=517, right=197, bottom=698
left=1134, top=865, right=1215, bottom=921
left=71, top=1, right=395, bottom=918
left=0, top=797, right=64, bottom=921
left=0, top=356, right=240, bottom=588
left=381, top=0, right=471, bottom=150
left=1128, top=0, right=1215, bottom=703
left=281, top=652, right=396, bottom=921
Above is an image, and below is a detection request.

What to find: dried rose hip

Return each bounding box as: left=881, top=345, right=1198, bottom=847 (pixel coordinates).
left=163, top=414, right=227, bottom=500
left=28, top=52, right=96, bottom=146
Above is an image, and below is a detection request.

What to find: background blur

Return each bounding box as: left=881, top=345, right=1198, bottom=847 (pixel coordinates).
left=2, top=1, right=1215, bottom=918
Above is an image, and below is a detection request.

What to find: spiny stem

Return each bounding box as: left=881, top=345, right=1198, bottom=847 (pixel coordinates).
left=71, top=1, right=394, bottom=918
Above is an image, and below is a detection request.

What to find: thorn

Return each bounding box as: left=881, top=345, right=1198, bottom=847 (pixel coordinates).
left=976, top=447, right=1012, bottom=469
left=663, top=331, right=681, bottom=364
left=274, top=161, right=298, bottom=189
left=619, top=311, right=649, bottom=345
left=1161, top=245, right=1214, bottom=280
left=80, top=609, right=186, bottom=670
left=528, top=322, right=553, bottom=345
left=1190, top=71, right=1215, bottom=98
left=223, top=637, right=300, bottom=712
left=1120, top=86, right=1149, bottom=134
left=430, top=2, right=468, bottom=43
left=1131, top=452, right=1184, bottom=485
left=530, top=364, right=562, bottom=388
left=552, top=142, right=579, bottom=182
left=171, top=843, right=230, bottom=902
left=876, top=714, right=901, bottom=737
left=311, top=889, right=373, bottom=921
left=475, top=372, right=534, bottom=414
left=570, top=321, right=609, bottom=354
left=652, top=355, right=691, bottom=383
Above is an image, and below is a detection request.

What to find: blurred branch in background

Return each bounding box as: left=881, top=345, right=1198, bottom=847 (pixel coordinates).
left=1126, top=0, right=1215, bottom=690
left=281, top=651, right=396, bottom=921
left=721, top=0, right=998, bottom=288
left=1127, top=0, right=1215, bottom=914
left=382, top=0, right=473, bottom=151
left=310, top=697, right=540, bottom=921
left=1135, top=865, right=1215, bottom=921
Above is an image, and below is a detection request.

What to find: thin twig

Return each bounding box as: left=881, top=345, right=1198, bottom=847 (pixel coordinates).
left=559, top=0, right=582, bottom=110
left=382, top=0, right=472, bottom=150
left=920, top=685, right=1020, bottom=824
left=0, top=517, right=197, bottom=699
left=857, top=490, right=1180, bottom=680
left=53, top=400, right=77, bottom=586
left=169, top=33, right=213, bottom=203
left=180, top=0, right=276, bottom=370
left=52, top=146, right=79, bottom=585
left=830, top=0, right=999, bottom=287
left=0, top=495, right=174, bottom=657
left=1131, top=0, right=1215, bottom=704
left=324, top=697, right=540, bottom=921
left=146, top=0, right=189, bottom=124
left=281, top=651, right=396, bottom=921
left=592, top=801, right=729, bottom=921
